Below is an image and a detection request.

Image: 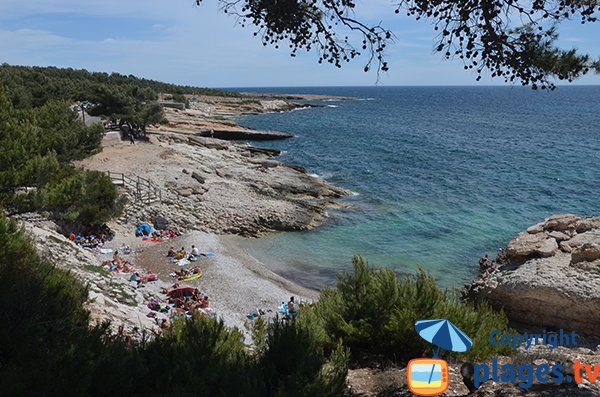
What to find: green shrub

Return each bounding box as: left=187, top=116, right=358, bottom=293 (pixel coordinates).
left=41, top=168, right=123, bottom=225
left=257, top=320, right=349, bottom=397
left=0, top=213, right=93, bottom=394
left=141, top=317, right=253, bottom=396
left=314, top=256, right=513, bottom=363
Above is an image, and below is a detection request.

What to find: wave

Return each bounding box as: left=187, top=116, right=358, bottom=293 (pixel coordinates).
left=290, top=106, right=312, bottom=112
left=327, top=105, right=338, bottom=108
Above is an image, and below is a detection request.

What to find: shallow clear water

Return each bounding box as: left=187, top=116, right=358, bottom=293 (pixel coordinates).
left=231, top=86, right=600, bottom=288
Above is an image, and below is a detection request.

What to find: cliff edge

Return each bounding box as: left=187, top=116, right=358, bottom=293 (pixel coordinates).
left=463, top=214, right=600, bottom=335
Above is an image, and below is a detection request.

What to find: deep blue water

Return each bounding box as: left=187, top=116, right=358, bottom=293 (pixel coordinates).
left=231, top=86, right=600, bottom=288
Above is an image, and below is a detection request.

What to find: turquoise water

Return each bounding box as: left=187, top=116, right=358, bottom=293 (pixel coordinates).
left=233, top=86, right=600, bottom=288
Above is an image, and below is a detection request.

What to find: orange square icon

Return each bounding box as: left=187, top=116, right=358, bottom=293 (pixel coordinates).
left=406, top=358, right=449, bottom=396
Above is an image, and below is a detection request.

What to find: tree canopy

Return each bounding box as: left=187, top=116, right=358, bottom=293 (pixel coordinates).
left=200, top=0, right=600, bottom=89
left=0, top=84, right=122, bottom=225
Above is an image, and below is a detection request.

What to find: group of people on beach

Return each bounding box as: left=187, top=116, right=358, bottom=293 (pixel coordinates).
left=167, top=245, right=200, bottom=261
left=479, top=254, right=497, bottom=275
left=69, top=225, right=113, bottom=249
left=155, top=284, right=213, bottom=319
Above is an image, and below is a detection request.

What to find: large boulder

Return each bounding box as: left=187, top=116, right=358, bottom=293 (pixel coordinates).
left=506, top=231, right=548, bottom=258
left=535, top=237, right=558, bottom=257
left=542, top=213, right=579, bottom=232
left=571, top=243, right=600, bottom=265
left=464, top=214, right=600, bottom=335
left=575, top=216, right=600, bottom=233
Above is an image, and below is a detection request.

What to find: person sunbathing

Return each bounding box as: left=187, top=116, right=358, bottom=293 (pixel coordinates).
left=167, top=246, right=176, bottom=257
left=200, top=296, right=209, bottom=309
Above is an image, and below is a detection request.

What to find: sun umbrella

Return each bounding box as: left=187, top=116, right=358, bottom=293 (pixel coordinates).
left=415, top=318, right=473, bottom=384
left=167, top=286, right=198, bottom=298
left=415, top=318, right=472, bottom=354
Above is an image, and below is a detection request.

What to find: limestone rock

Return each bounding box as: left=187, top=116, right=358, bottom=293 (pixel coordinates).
left=527, top=222, right=544, bottom=234
left=536, top=237, right=558, bottom=257
left=506, top=231, right=548, bottom=257
left=559, top=241, right=573, bottom=253
left=575, top=217, right=600, bottom=233
left=191, top=171, right=206, bottom=184
left=178, top=188, right=193, bottom=197
left=571, top=243, right=600, bottom=265
left=549, top=230, right=570, bottom=242
left=568, top=230, right=600, bottom=248
left=543, top=213, right=579, bottom=232
left=464, top=214, right=600, bottom=335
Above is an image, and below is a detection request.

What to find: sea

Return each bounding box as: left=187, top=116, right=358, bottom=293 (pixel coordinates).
left=228, top=86, right=600, bottom=289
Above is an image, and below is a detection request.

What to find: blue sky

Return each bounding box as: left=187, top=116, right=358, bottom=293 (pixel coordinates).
left=0, top=0, right=599, bottom=87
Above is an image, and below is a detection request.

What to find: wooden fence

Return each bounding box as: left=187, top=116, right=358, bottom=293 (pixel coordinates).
left=106, top=171, right=165, bottom=205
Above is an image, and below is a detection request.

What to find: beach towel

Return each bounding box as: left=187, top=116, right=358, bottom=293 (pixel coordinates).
left=99, top=248, right=113, bottom=254
left=183, top=273, right=202, bottom=282
left=200, top=252, right=216, bottom=257
left=143, top=238, right=162, bottom=243
left=177, top=259, right=190, bottom=267
left=278, top=302, right=289, bottom=315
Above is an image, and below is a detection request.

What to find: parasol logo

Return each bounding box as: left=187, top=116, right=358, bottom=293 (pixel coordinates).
left=407, top=319, right=473, bottom=396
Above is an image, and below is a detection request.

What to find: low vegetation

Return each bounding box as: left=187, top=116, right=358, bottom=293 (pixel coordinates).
left=0, top=64, right=512, bottom=393
left=0, top=212, right=511, bottom=394
left=0, top=63, right=239, bottom=110
left=0, top=84, right=122, bottom=225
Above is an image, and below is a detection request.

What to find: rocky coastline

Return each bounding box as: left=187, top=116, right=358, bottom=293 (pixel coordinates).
left=34, top=93, right=348, bottom=339
left=463, top=214, right=600, bottom=336
left=77, top=98, right=351, bottom=238
left=16, top=91, right=600, bottom=395
left=157, top=93, right=345, bottom=141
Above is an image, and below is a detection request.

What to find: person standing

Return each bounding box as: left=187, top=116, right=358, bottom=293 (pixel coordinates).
left=287, top=296, right=297, bottom=320
left=479, top=254, right=489, bottom=272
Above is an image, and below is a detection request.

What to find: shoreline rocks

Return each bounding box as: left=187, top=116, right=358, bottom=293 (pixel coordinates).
left=77, top=111, right=350, bottom=238
left=463, top=214, right=600, bottom=335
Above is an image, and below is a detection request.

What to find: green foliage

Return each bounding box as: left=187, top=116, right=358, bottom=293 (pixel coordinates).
left=0, top=213, right=92, bottom=394
left=0, top=214, right=349, bottom=395
left=142, top=317, right=253, bottom=396
left=0, top=63, right=239, bottom=110
left=0, top=84, right=121, bottom=226
left=41, top=168, right=123, bottom=225
left=313, top=256, right=513, bottom=362
left=258, top=321, right=349, bottom=397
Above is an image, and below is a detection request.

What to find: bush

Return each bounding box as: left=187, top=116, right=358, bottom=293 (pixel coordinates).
left=256, top=320, right=349, bottom=397
left=41, top=168, right=124, bottom=225
left=313, top=256, right=513, bottom=363
left=0, top=213, right=93, bottom=394
left=141, top=317, right=253, bottom=396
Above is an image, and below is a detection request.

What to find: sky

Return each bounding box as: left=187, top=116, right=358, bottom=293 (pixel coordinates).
left=0, top=0, right=599, bottom=88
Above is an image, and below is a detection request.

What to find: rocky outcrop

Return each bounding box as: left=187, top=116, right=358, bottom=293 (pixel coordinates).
left=14, top=216, right=170, bottom=337
left=463, top=214, right=600, bottom=335
left=78, top=128, right=350, bottom=238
